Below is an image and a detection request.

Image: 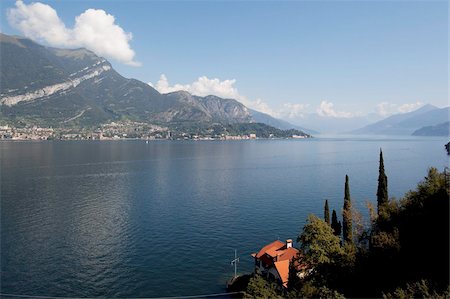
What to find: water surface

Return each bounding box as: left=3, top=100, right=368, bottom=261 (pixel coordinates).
left=1, top=137, right=448, bottom=297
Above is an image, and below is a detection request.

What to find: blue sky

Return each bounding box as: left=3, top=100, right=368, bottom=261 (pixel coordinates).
left=1, top=0, right=448, bottom=121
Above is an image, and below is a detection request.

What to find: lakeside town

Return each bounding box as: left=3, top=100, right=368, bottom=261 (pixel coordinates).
left=0, top=122, right=311, bottom=141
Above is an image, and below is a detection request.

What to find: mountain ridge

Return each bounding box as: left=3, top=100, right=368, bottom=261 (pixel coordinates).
left=0, top=33, right=314, bottom=135
left=351, top=104, right=449, bottom=135
left=1, top=33, right=311, bottom=134
left=412, top=121, right=450, bottom=137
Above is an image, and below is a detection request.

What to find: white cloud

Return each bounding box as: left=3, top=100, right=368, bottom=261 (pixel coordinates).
left=149, top=74, right=278, bottom=116
left=376, top=101, right=423, bottom=116
left=316, top=101, right=354, bottom=118
left=150, top=74, right=239, bottom=99
left=279, top=103, right=309, bottom=119
left=248, top=98, right=278, bottom=117
left=149, top=74, right=321, bottom=119
left=376, top=102, right=397, bottom=117
left=7, top=1, right=139, bottom=66
left=398, top=101, right=423, bottom=113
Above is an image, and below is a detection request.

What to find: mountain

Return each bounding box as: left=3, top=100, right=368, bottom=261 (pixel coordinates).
left=352, top=104, right=449, bottom=135
left=0, top=33, right=274, bottom=129
left=412, top=121, right=450, bottom=137
left=248, top=109, right=318, bottom=134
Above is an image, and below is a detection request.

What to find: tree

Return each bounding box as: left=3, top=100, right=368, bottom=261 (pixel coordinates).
left=244, top=275, right=283, bottom=299
left=331, top=209, right=341, bottom=236
left=294, top=165, right=449, bottom=298
left=377, top=149, right=389, bottom=214
left=324, top=199, right=330, bottom=225
left=298, top=214, right=344, bottom=265
left=343, top=175, right=353, bottom=244
left=368, top=168, right=449, bottom=296
left=287, top=259, right=300, bottom=291
left=384, top=280, right=450, bottom=299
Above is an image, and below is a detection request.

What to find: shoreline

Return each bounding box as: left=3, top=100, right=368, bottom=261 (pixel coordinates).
left=0, top=136, right=312, bottom=142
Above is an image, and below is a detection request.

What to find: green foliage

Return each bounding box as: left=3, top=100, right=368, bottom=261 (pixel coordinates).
left=289, top=280, right=317, bottom=298
left=342, top=175, right=353, bottom=245
left=364, top=167, right=449, bottom=296
left=221, top=123, right=309, bottom=138
left=289, top=281, right=345, bottom=299
left=324, top=199, right=331, bottom=225
left=377, top=149, right=389, bottom=214
left=331, top=209, right=342, bottom=237
left=287, top=260, right=300, bottom=291
left=370, top=228, right=400, bottom=253
left=402, top=167, right=447, bottom=206
left=244, top=275, right=283, bottom=299
left=383, top=280, right=450, bottom=299
left=316, top=286, right=347, bottom=299
left=170, top=122, right=310, bottom=139
left=298, top=215, right=344, bottom=265
left=294, top=166, right=449, bottom=298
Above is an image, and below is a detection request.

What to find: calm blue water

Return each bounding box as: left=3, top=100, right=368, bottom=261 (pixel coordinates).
left=1, top=137, right=448, bottom=297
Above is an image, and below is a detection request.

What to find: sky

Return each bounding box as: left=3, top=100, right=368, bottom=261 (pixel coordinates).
left=1, top=0, right=448, bottom=124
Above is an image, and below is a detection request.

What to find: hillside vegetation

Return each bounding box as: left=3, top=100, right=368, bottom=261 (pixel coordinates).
left=245, top=153, right=449, bottom=298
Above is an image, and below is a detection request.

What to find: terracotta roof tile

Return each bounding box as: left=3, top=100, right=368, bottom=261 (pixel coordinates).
left=277, top=247, right=299, bottom=262
left=254, top=240, right=305, bottom=288
left=274, top=260, right=290, bottom=288
left=255, top=240, right=285, bottom=259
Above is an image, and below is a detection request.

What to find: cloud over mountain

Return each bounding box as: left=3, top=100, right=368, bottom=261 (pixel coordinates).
left=376, top=101, right=423, bottom=117
left=150, top=74, right=239, bottom=99
left=7, top=1, right=139, bottom=66
left=317, top=101, right=354, bottom=118
left=149, top=74, right=278, bottom=116
left=279, top=103, right=309, bottom=119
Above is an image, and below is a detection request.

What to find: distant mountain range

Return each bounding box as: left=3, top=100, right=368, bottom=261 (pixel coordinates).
left=248, top=109, right=318, bottom=135
left=0, top=33, right=311, bottom=134
left=352, top=104, right=450, bottom=136
left=412, top=121, right=450, bottom=137
left=2, top=33, right=446, bottom=137
left=291, top=114, right=378, bottom=135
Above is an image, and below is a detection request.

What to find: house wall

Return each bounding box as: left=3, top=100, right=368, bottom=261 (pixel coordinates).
left=255, top=257, right=272, bottom=273
left=268, top=267, right=282, bottom=284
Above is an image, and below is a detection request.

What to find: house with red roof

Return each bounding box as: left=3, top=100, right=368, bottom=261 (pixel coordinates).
left=251, top=239, right=303, bottom=289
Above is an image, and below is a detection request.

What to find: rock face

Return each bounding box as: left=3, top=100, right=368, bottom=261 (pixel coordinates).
left=0, top=33, right=252, bottom=127
left=1, top=61, right=111, bottom=106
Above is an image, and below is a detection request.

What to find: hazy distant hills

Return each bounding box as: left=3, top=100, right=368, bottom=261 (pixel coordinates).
left=1, top=33, right=311, bottom=133
left=249, top=109, right=318, bottom=135
left=352, top=104, right=450, bottom=135
left=412, top=121, right=450, bottom=137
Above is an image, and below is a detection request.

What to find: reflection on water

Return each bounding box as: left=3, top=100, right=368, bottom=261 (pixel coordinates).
left=1, top=138, right=447, bottom=297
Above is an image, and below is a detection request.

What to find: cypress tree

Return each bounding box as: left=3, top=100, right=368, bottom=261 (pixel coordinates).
left=287, top=259, right=300, bottom=290
left=331, top=209, right=341, bottom=236
left=377, top=148, right=389, bottom=214
left=324, top=199, right=330, bottom=225
left=343, top=175, right=353, bottom=244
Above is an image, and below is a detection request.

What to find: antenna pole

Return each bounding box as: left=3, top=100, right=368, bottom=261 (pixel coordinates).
left=235, top=249, right=237, bottom=279
left=230, top=249, right=239, bottom=279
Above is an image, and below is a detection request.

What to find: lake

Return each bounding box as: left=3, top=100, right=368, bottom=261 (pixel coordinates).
left=1, top=137, right=448, bottom=297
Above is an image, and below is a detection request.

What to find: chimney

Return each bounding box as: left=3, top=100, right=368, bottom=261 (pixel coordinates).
left=286, top=239, right=293, bottom=248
